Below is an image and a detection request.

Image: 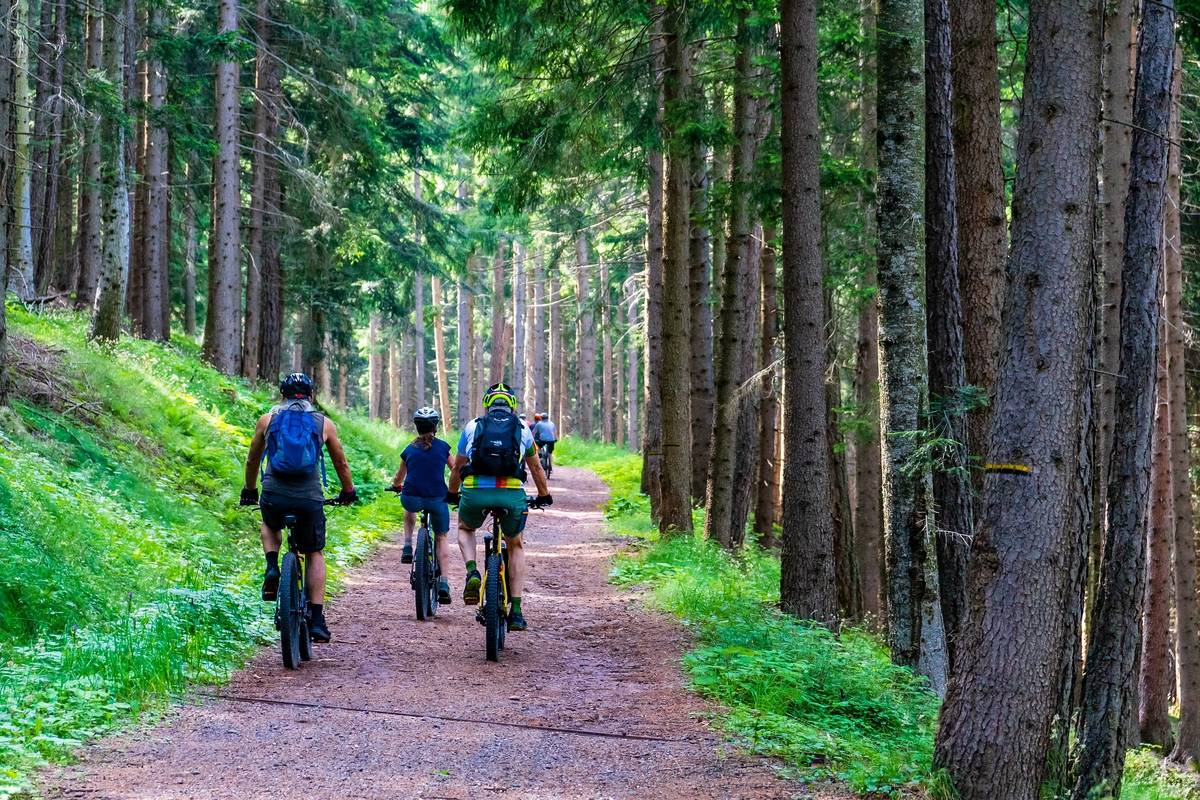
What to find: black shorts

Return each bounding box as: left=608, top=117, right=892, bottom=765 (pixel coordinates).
left=260, top=492, right=327, bottom=553
left=537, top=440, right=555, bottom=454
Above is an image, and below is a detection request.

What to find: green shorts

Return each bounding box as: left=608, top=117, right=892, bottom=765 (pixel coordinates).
left=458, top=487, right=528, bottom=538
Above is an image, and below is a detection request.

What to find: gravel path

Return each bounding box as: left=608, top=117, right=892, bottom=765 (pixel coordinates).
left=40, top=466, right=843, bottom=800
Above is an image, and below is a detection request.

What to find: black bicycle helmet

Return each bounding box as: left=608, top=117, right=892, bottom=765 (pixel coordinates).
left=280, top=372, right=315, bottom=399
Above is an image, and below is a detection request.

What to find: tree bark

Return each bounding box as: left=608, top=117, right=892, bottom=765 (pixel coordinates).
left=89, top=0, right=130, bottom=341
left=641, top=7, right=666, bottom=515
left=244, top=0, right=278, bottom=375
left=1090, top=0, right=1137, bottom=635
left=141, top=5, right=169, bottom=341
left=1137, top=302, right=1173, bottom=751
left=689, top=138, right=714, bottom=499
left=414, top=274, right=426, bottom=408
left=626, top=278, right=640, bottom=451
left=10, top=0, right=35, bottom=301
left=202, top=0, right=243, bottom=374
left=855, top=0, right=885, bottom=621
left=601, top=257, right=614, bottom=443
left=432, top=276, right=452, bottom=424
left=1072, top=4, right=1173, bottom=793
left=512, top=240, right=526, bottom=404
left=575, top=231, right=597, bottom=438
left=75, top=3, right=103, bottom=309
left=755, top=229, right=780, bottom=546
left=182, top=174, right=197, bottom=337
left=876, top=0, right=946, bottom=689
left=390, top=334, right=402, bottom=427
left=490, top=239, right=507, bottom=384
left=932, top=0, right=1104, bottom=792
left=32, top=0, right=66, bottom=297
left=369, top=314, right=383, bottom=420
left=1166, top=44, right=1200, bottom=771
left=257, top=178, right=283, bottom=382
left=779, top=0, right=835, bottom=623
left=948, top=0, right=1007, bottom=490
left=533, top=249, right=547, bottom=414
left=925, top=0, right=972, bottom=670
left=457, top=264, right=475, bottom=427
left=705, top=12, right=761, bottom=549
left=658, top=1, right=693, bottom=534
left=550, top=268, right=566, bottom=434
left=826, top=286, right=860, bottom=618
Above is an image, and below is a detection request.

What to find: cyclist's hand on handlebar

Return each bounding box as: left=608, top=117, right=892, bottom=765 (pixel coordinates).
left=386, top=483, right=403, bottom=494
left=240, top=487, right=259, bottom=506
left=444, top=490, right=461, bottom=508
left=531, top=494, right=553, bottom=509
left=335, top=488, right=358, bottom=505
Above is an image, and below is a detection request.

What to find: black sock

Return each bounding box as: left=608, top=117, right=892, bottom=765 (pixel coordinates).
left=310, top=603, right=323, bottom=619
left=265, top=551, right=279, bottom=571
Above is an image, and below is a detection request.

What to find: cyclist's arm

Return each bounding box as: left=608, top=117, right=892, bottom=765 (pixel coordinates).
left=244, top=413, right=271, bottom=491
left=322, top=418, right=356, bottom=491
left=525, top=454, right=549, bottom=496
left=390, top=461, right=407, bottom=490
left=448, top=454, right=469, bottom=493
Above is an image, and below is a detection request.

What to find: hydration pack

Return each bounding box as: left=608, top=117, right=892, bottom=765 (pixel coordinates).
left=264, top=405, right=326, bottom=484
left=469, top=408, right=525, bottom=479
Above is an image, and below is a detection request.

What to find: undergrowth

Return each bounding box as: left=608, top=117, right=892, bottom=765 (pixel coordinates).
left=0, top=307, right=405, bottom=798
left=561, top=438, right=1200, bottom=800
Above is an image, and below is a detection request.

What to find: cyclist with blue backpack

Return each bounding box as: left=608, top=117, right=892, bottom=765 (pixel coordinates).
left=446, top=383, right=552, bottom=632
left=240, top=373, right=358, bottom=643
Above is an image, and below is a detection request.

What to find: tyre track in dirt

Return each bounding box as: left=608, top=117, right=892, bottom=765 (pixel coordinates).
left=40, top=466, right=844, bottom=800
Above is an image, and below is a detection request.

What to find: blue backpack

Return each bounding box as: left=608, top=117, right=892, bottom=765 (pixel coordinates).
left=263, top=406, right=326, bottom=485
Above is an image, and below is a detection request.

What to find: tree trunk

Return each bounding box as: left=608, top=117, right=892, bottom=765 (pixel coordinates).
left=533, top=249, right=547, bottom=414
left=642, top=7, right=666, bottom=515
left=550, top=268, right=566, bottom=434
left=457, top=265, right=475, bottom=427
left=202, top=0, right=242, bottom=373
left=521, top=250, right=535, bottom=413
left=626, top=278, right=640, bottom=451
left=89, top=0, right=130, bottom=341
left=876, top=0, right=946, bottom=689
left=182, top=174, right=197, bottom=337
left=826, top=287, right=860, bottom=619
left=949, top=0, right=1007, bottom=492
left=1138, top=303, right=1173, bottom=750
left=10, top=0, right=35, bottom=301
left=490, top=240, right=507, bottom=384
left=257, top=178, right=283, bottom=382
left=75, top=3, right=103, bottom=309
left=1072, top=4, right=1173, bottom=794
left=855, top=0, right=885, bottom=621
left=128, top=61, right=147, bottom=337
left=368, top=314, right=383, bottom=420
left=575, top=231, right=596, bottom=438
left=600, top=256, right=614, bottom=443
left=141, top=4, right=169, bottom=341
left=658, top=1, right=693, bottom=534
left=1089, top=0, right=1138, bottom=636
left=1167, top=45, right=1200, bottom=768
left=755, top=229, right=780, bottom=546
left=704, top=12, right=761, bottom=549
left=432, top=276, right=452, bottom=424
left=244, top=0, right=278, bottom=375
left=925, top=0, right=972, bottom=669
left=391, top=333, right=403, bottom=427
left=52, top=158, right=76, bottom=294
left=33, top=0, right=66, bottom=297
left=689, top=138, right=714, bottom=499
left=512, top=240, right=526, bottom=404
left=414, top=274, right=426, bottom=408
left=932, top=0, right=1104, bottom=792
left=779, top=0, right=835, bottom=623
left=0, top=0, right=12, bottom=401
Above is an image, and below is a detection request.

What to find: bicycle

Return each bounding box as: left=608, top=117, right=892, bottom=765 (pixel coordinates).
left=536, top=441, right=553, bottom=478
left=388, top=489, right=442, bottom=621
left=474, top=496, right=538, bottom=662
left=260, top=498, right=339, bottom=670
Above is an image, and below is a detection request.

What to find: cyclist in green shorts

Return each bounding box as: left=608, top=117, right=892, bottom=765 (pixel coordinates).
left=445, top=383, right=551, bottom=632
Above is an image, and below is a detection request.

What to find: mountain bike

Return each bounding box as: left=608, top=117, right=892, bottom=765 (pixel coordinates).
left=386, top=489, right=444, bottom=621
left=262, top=498, right=339, bottom=670
left=537, top=441, right=553, bottom=478
left=475, top=496, right=538, bottom=662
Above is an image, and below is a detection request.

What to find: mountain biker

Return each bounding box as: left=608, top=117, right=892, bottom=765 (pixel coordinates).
left=240, top=373, right=357, bottom=643
left=446, top=383, right=551, bottom=632
left=389, top=406, right=454, bottom=605
left=531, top=413, right=557, bottom=457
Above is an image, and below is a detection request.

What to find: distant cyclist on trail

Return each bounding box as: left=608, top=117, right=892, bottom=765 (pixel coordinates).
left=389, top=406, right=454, bottom=605
left=531, top=413, right=556, bottom=456
left=446, top=383, right=551, bottom=632
left=240, top=373, right=357, bottom=643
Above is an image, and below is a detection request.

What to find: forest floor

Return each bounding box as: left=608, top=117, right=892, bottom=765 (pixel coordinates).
left=38, top=466, right=840, bottom=800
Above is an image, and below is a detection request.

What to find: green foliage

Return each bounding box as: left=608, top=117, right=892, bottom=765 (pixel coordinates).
left=0, top=307, right=405, bottom=798
left=1123, top=749, right=1200, bottom=800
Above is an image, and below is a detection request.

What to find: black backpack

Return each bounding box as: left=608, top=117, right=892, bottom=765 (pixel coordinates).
left=469, top=408, right=525, bottom=479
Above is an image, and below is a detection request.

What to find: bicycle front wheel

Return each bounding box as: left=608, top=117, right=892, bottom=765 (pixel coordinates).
left=279, top=552, right=303, bottom=670
left=414, top=527, right=435, bottom=620
left=484, top=552, right=504, bottom=662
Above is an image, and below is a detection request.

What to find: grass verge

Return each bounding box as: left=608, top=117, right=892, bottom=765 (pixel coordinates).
left=0, top=308, right=406, bottom=798
left=559, top=437, right=1200, bottom=800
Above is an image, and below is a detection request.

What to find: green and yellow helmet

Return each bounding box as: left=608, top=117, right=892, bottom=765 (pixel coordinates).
left=483, top=382, right=518, bottom=411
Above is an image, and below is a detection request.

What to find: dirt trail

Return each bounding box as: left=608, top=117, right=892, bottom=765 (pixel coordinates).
left=41, top=467, right=831, bottom=800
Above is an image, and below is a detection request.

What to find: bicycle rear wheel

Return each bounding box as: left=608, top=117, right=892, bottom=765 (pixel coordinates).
left=279, top=552, right=303, bottom=670
left=414, top=527, right=435, bottom=620
left=484, top=552, right=504, bottom=662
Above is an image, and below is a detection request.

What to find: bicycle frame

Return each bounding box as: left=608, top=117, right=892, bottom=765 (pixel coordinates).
left=479, top=510, right=509, bottom=614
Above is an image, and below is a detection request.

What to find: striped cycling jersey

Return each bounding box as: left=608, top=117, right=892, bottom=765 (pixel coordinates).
left=457, top=417, right=536, bottom=489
